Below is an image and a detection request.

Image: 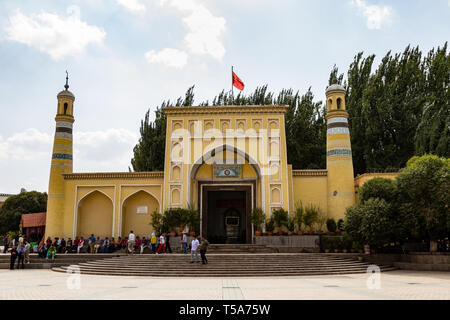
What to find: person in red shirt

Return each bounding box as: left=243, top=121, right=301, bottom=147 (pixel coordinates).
left=135, top=236, right=141, bottom=253
left=140, top=237, right=148, bottom=254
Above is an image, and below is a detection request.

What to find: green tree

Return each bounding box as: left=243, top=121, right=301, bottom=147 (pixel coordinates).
left=361, top=46, right=425, bottom=171
left=130, top=107, right=167, bottom=172
left=415, top=43, right=450, bottom=157
left=344, top=198, right=396, bottom=247
left=345, top=52, right=375, bottom=175
left=397, top=155, right=450, bottom=248
left=0, top=191, right=47, bottom=234
left=359, top=177, right=397, bottom=203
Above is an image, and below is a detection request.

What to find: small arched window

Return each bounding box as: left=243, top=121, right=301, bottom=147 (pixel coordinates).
left=328, top=99, right=333, bottom=107
left=337, top=98, right=342, bottom=110
left=63, top=103, right=68, bottom=114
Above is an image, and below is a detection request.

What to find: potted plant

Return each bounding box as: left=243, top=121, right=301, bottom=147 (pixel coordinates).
left=321, top=236, right=331, bottom=253
left=293, top=203, right=304, bottom=235
left=287, top=217, right=295, bottom=236
left=251, top=208, right=265, bottom=236
left=179, top=203, right=199, bottom=237
left=326, top=218, right=337, bottom=235
left=151, top=210, right=164, bottom=234
left=303, top=204, right=319, bottom=235
left=265, top=217, right=275, bottom=236
left=342, top=233, right=352, bottom=253
left=337, top=219, right=345, bottom=234
left=333, top=237, right=342, bottom=253
left=272, top=208, right=288, bottom=235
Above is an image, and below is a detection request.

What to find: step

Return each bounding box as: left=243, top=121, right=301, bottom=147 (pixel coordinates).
left=52, top=267, right=397, bottom=277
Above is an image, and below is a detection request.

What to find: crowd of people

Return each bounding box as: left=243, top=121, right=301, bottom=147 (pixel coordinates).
left=3, top=231, right=211, bottom=269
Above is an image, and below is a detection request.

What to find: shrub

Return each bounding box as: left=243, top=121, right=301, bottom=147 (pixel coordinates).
left=320, top=236, right=331, bottom=251
left=326, top=218, right=337, bottom=233
left=293, top=203, right=304, bottom=231
left=397, top=154, right=449, bottom=245
left=272, top=209, right=289, bottom=228
left=163, top=208, right=186, bottom=232
left=250, top=208, right=265, bottom=232
left=344, top=198, right=395, bottom=247
left=265, top=217, right=275, bottom=233
left=337, top=219, right=345, bottom=232
left=359, top=177, right=397, bottom=203
left=151, top=211, right=164, bottom=234
left=287, top=217, right=295, bottom=232
left=186, top=204, right=200, bottom=234
left=303, top=204, right=319, bottom=231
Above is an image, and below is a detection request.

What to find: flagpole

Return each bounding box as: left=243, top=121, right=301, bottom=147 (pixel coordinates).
left=231, top=66, right=234, bottom=100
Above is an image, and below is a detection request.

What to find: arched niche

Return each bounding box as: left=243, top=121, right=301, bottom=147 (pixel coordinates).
left=77, top=190, right=113, bottom=238
left=121, top=190, right=159, bottom=238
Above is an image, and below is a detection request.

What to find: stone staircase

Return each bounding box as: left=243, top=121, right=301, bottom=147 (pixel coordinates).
left=0, top=253, right=118, bottom=269
left=207, top=244, right=278, bottom=254
left=51, top=253, right=397, bottom=277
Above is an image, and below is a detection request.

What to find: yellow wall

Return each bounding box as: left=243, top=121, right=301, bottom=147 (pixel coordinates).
left=122, top=190, right=159, bottom=237
left=52, top=173, right=164, bottom=239
left=292, top=173, right=328, bottom=217
left=77, top=191, right=113, bottom=238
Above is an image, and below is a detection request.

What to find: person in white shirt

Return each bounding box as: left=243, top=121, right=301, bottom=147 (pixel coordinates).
left=127, top=231, right=135, bottom=255
left=181, top=233, right=188, bottom=254
left=156, top=233, right=166, bottom=254
left=190, top=236, right=200, bottom=263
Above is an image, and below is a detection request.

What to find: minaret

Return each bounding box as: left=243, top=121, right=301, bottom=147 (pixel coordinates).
left=45, top=72, right=75, bottom=238
left=325, top=84, right=355, bottom=220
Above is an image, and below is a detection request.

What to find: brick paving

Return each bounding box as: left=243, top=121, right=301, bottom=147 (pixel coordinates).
left=0, top=269, right=449, bottom=300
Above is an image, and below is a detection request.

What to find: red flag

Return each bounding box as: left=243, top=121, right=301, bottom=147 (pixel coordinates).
left=232, top=71, right=245, bottom=91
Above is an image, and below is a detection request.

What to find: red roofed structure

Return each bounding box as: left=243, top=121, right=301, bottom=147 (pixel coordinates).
left=20, top=212, right=46, bottom=242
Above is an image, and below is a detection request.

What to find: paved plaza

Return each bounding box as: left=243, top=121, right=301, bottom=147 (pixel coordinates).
left=0, top=269, right=449, bottom=300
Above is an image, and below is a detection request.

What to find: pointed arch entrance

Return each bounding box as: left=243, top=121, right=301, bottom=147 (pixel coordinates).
left=189, top=145, right=261, bottom=244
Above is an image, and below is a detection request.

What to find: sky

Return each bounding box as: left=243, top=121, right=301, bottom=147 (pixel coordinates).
left=0, top=0, right=449, bottom=194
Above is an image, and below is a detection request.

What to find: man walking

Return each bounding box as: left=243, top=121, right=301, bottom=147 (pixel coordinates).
left=156, top=233, right=166, bottom=254
left=190, top=236, right=200, bottom=263
left=24, top=240, right=31, bottom=264
left=127, top=231, right=135, bottom=255
left=10, top=245, right=18, bottom=270
left=199, top=236, right=210, bottom=265
left=181, top=232, right=187, bottom=254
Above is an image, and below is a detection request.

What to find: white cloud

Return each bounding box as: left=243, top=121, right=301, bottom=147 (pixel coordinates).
left=0, top=128, right=52, bottom=162
left=0, top=128, right=138, bottom=192
left=158, top=0, right=226, bottom=60
left=116, top=0, right=147, bottom=14
left=74, top=128, right=138, bottom=170
left=145, top=48, right=188, bottom=68
left=350, top=0, right=393, bottom=30
left=4, top=6, right=106, bottom=60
